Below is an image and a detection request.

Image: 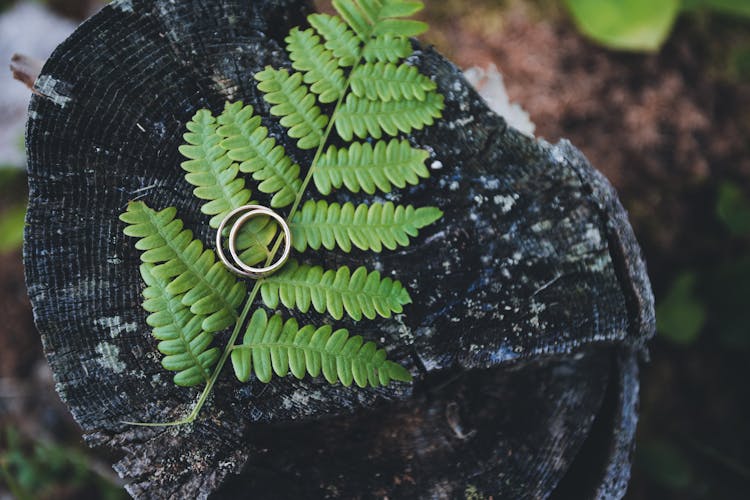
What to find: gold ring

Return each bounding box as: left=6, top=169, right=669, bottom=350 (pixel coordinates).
left=215, top=205, right=292, bottom=279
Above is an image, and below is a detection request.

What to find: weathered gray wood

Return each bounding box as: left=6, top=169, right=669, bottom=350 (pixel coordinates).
left=24, top=0, right=654, bottom=498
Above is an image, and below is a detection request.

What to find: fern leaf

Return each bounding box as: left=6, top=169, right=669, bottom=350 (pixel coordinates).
left=307, top=13, right=361, bottom=67
left=216, top=101, right=302, bottom=208
left=178, top=105, right=278, bottom=263
left=230, top=309, right=412, bottom=386
left=335, top=91, right=444, bottom=141
left=313, top=139, right=429, bottom=195
left=178, top=109, right=253, bottom=228
left=286, top=27, right=346, bottom=104
left=120, top=202, right=246, bottom=332
left=140, top=264, right=220, bottom=387
left=261, top=260, right=411, bottom=321
left=362, top=33, right=412, bottom=62
left=333, top=0, right=427, bottom=40
left=350, top=62, right=436, bottom=102
left=180, top=105, right=279, bottom=266
left=331, top=0, right=371, bottom=40
left=255, top=67, right=329, bottom=150
left=290, top=200, right=442, bottom=253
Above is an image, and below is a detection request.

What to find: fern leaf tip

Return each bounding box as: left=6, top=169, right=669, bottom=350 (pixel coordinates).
left=386, top=361, right=413, bottom=383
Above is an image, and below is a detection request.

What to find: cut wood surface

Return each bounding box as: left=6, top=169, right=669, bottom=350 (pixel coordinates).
left=24, top=0, right=654, bottom=498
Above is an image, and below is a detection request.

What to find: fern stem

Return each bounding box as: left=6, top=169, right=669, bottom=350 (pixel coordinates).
left=285, top=13, right=390, bottom=219
left=288, top=66, right=359, bottom=220
left=184, top=281, right=262, bottom=423
left=255, top=55, right=362, bottom=279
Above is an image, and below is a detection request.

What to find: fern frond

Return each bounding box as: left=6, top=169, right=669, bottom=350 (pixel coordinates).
left=255, top=67, right=329, bottom=150
left=216, top=101, right=302, bottom=208
left=350, top=62, right=436, bottom=102
left=120, top=202, right=246, bottom=332
left=290, top=200, right=442, bottom=253
left=140, top=264, right=220, bottom=387
left=313, top=139, right=429, bottom=195
left=230, top=309, right=412, bottom=386
left=307, top=13, right=361, bottom=67
left=362, top=33, right=412, bottom=62
left=333, top=0, right=428, bottom=40
left=123, top=0, right=441, bottom=421
left=261, top=260, right=411, bottom=321
left=335, top=91, right=444, bottom=141
left=178, top=109, right=253, bottom=228
left=286, top=27, right=346, bottom=104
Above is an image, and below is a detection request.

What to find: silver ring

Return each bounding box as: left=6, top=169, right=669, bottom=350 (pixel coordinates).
left=215, top=205, right=292, bottom=279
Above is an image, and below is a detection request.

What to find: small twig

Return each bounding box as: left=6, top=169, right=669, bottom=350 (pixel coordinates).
left=9, top=53, right=44, bottom=94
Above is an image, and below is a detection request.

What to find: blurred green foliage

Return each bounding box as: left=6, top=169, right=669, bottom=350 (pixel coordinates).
left=637, top=440, right=694, bottom=491
left=0, top=203, right=25, bottom=253
left=565, top=0, right=750, bottom=52
left=0, top=167, right=21, bottom=186
left=706, top=257, right=750, bottom=350
left=656, top=181, right=750, bottom=349
left=0, top=169, right=26, bottom=254
left=708, top=182, right=750, bottom=350
left=564, top=0, right=680, bottom=51
left=728, top=45, right=750, bottom=81
left=716, top=181, right=750, bottom=236
left=644, top=183, right=750, bottom=497
left=0, top=428, right=126, bottom=499
left=656, top=272, right=707, bottom=346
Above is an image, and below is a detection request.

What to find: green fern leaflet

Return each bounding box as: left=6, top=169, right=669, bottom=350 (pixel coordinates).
left=231, top=309, right=411, bottom=386
left=290, top=200, right=442, bottom=253
left=260, top=260, right=412, bottom=321
left=120, top=0, right=444, bottom=425
left=314, top=139, right=430, bottom=195
left=140, top=263, right=220, bottom=387
left=120, top=203, right=246, bottom=334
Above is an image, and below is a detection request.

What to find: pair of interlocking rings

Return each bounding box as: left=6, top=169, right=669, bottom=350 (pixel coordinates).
left=215, top=205, right=292, bottom=279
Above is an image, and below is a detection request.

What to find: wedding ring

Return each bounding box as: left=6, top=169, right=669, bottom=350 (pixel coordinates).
left=215, top=205, right=292, bottom=279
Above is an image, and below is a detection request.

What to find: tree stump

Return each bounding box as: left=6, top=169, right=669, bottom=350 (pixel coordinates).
left=24, top=0, right=654, bottom=498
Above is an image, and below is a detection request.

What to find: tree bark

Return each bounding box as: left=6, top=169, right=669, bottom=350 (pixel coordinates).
left=24, top=0, right=654, bottom=498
